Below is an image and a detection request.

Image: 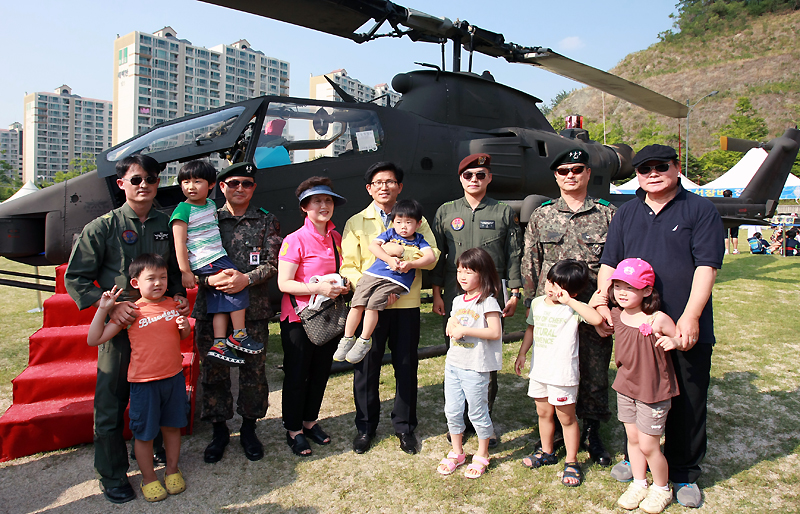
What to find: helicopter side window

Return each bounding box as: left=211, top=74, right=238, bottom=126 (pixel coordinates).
left=255, top=102, right=383, bottom=166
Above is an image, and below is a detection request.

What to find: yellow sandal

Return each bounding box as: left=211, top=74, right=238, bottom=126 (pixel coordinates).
left=165, top=469, right=186, bottom=495
left=141, top=480, right=167, bottom=502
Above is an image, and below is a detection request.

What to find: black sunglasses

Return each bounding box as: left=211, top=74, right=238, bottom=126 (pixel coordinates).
left=224, top=179, right=255, bottom=189
left=636, top=163, right=672, bottom=174
left=555, top=165, right=586, bottom=176
left=461, top=171, right=487, bottom=180
left=121, top=175, right=159, bottom=185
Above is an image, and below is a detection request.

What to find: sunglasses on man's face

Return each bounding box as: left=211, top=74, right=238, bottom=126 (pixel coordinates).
left=461, top=171, right=487, bottom=181
left=224, top=179, right=255, bottom=189
left=555, top=165, right=586, bottom=176
left=636, top=163, right=672, bottom=174
left=121, top=175, right=159, bottom=185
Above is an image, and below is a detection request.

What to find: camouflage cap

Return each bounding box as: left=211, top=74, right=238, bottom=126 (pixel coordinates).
left=217, top=161, right=256, bottom=182
left=550, top=148, right=589, bottom=170
left=458, top=153, right=491, bottom=174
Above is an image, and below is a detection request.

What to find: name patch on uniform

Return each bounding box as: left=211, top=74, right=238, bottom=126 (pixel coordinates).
left=153, top=231, right=169, bottom=241
left=451, top=217, right=465, bottom=231
left=122, top=230, right=138, bottom=244
left=479, top=220, right=495, bottom=229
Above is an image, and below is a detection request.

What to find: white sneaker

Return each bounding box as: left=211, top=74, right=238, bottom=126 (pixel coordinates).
left=724, top=249, right=729, bottom=255
left=639, top=486, right=673, bottom=513
left=345, top=337, right=372, bottom=363
left=617, top=482, right=649, bottom=510
left=333, top=336, right=355, bottom=362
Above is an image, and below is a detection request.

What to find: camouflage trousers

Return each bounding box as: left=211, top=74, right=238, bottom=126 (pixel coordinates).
left=576, top=323, right=613, bottom=423
left=195, top=319, right=269, bottom=423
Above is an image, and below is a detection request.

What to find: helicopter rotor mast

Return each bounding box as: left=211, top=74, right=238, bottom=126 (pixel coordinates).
left=202, top=0, right=688, bottom=118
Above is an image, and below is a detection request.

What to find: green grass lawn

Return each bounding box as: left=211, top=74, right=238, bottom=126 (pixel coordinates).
left=1, top=252, right=799, bottom=513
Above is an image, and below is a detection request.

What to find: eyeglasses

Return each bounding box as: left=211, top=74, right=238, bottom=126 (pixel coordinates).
left=555, top=165, right=586, bottom=176
left=460, top=171, right=487, bottom=181
left=224, top=179, right=255, bottom=189
left=369, top=179, right=398, bottom=188
left=636, top=163, right=672, bottom=174
left=121, top=175, right=159, bottom=185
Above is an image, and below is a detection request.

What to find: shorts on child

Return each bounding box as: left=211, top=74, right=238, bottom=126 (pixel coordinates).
left=617, top=392, right=671, bottom=436
left=528, top=379, right=578, bottom=406
left=129, top=371, right=189, bottom=441
left=350, top=274, right=406, bottom=310
left=194, top=254, right=249, bottom=314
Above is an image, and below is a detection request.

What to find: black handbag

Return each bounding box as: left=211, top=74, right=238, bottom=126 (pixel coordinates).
left=290, top=239, right=350, bottom=346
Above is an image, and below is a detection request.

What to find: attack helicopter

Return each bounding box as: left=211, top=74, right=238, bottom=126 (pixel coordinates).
left=0, top=0, right=797, bottom=280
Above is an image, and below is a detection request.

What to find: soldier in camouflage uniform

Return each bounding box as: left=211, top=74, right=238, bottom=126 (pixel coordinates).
left=432, top=153, right=523, bottom=447
left=193, top=162, right=282, bottom=463
left=521, top=148, right=616, bottom=466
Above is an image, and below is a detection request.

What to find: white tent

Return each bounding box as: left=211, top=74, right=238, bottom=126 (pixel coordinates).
left=2, top=180, right=40, bottom=204
left=612, top=172, right=700, bottom=194
left=686, top=148, right=800, bottom=199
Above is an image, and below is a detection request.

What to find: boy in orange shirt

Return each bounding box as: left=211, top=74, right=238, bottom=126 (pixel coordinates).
left=88, top=253, right=191, bottom=502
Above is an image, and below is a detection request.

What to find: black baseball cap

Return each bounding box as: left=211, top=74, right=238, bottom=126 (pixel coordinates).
left=632, top=144, right=678, bottom=168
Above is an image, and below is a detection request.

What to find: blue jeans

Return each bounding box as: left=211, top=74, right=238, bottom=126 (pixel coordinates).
left=444, top=363, right=493, bottom=440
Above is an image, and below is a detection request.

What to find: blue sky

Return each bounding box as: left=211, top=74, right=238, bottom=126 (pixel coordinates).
left=0, top=0, right=680, bottom=127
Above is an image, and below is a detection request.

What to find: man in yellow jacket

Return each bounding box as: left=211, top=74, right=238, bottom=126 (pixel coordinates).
left=340, top=161, right=439, bottom=455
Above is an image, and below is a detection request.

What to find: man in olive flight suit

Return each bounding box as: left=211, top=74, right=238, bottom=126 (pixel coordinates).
left=431, top=153, right=523, bottom=447
left=65, top=154, right=189, bottom=504
left=521, top=147, right=616, bottom=466
left=194, top=161, right=282, bottom=464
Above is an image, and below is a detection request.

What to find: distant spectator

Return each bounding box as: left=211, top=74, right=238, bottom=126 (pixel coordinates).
left=747, top=232, right=769, bottom=254
left=722, top=191, right=739, bottom=255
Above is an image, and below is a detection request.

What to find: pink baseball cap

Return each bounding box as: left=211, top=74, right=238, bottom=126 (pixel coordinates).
left=610, top=258, right=655, bottom=289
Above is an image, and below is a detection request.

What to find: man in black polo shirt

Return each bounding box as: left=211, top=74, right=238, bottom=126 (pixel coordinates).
left=593, top=144, right=723, bottom=508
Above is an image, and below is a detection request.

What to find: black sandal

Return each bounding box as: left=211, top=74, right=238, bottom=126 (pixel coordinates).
left=286, top=431, right=312, bottom=457
left=303, top=424, right=331, bottom=445
left=562, top=461, right=583, bottom=487
left=522, top=448, right=558, bottom=469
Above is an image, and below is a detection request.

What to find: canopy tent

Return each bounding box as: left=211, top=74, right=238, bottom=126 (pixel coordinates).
left=685, top=148, right=800, bottom=199
left=612, top=172, right=700, bottom=194
left=2, top=180, right=40, bottom=203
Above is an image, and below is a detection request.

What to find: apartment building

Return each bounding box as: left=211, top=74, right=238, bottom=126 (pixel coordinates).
left=113, top=27, right=290, bottom=179
left=308, top=69, right=400, bottom=158
left=0, top=122, right=23, bottom=178
left=22, top=86, right=113, bottom=183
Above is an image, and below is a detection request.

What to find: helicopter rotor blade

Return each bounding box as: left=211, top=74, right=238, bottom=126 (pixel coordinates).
left=511, top=48, right=688, bottom=119
left=200, top=0, right=688, bottom=117
left=199, top=0, right=395, bottom=41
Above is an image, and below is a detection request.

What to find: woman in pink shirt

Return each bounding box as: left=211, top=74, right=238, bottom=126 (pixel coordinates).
left=277, top=176, right=348, bottom=457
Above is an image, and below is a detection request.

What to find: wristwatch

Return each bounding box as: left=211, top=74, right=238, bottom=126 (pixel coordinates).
left=248, top=274, right=254, bottom=286
left=510, top=291, right=522, bottom=299
left=523, top=297, right=532, bottom=308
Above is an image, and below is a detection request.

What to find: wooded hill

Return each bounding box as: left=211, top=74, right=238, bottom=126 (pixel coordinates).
left=551, top=6, right=800, bottom=184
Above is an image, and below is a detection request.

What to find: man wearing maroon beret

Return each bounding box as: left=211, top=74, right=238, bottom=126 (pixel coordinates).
left=431, top=153, right=523, bottom=446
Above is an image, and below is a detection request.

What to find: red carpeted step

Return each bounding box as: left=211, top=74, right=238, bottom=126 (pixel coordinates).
left=0, top=395, right=94, bottom=462
left=28, top=326, right=97, bottom=367
left=11, top=360, right=97, bottom=405
left=42, top=294, right=96, bottom=328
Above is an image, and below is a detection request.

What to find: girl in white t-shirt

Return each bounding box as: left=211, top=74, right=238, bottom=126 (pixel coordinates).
left=437, top=248, right=503, bottom=479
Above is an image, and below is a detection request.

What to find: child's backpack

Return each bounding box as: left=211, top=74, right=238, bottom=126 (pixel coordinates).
left=748, top=237, right=766, bottom=254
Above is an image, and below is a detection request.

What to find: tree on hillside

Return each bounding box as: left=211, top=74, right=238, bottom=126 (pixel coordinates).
left=40, top=153, right=97, bottom=188
left=0, top=150, right=22, bottom=201
left=700, top=96, right=768, bottom=177
left=540, top=90, right=573, bottom=117
left=662, top=0, right=800, bottom=40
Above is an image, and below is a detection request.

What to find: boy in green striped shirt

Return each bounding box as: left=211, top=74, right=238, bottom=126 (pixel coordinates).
left=170, top=160, right=263, bottom=366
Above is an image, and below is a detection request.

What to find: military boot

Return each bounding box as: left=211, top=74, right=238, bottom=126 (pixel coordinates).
left=204, top=422, right=230, bottom=463
left=581, top=419, right=611, bottom=466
